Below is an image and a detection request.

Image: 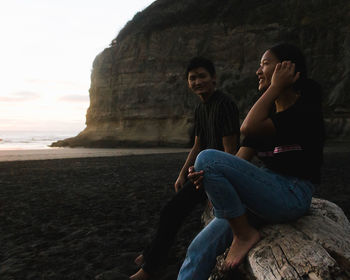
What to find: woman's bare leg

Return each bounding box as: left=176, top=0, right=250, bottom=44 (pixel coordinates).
left=224, top=214, right=260, bottom=270
left=129, top=268, right=150, bottom=280
left=134, top=254, right=144, bottom=267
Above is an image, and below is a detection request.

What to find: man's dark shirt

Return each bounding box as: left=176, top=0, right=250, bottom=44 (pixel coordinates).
left=194, top=90, right=240, bottom=151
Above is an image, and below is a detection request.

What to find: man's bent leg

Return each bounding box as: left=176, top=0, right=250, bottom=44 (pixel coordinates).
left=142, top=180, right=206, bottom=274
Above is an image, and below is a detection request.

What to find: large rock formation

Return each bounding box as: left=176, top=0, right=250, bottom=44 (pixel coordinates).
left=52, top=0, right=350, bottom=147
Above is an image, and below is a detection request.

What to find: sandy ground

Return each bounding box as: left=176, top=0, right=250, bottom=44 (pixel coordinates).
left=0, top=144, right=349, bottom=280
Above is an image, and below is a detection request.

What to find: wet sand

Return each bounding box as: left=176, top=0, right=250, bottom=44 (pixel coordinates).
left=0, top=146, right=349, bottom=280
left=0, top=148, right=189, bottom=162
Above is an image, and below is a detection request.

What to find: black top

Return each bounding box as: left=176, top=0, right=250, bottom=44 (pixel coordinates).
left=194, top=90, right=240, bottom=151
left=242, top=88, right=324, bottom=184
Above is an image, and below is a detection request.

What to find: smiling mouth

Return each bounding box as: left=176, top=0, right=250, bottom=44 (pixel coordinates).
left=258, top=74, right=266, bottom=80
left=194, top=86, right=204, bottom=90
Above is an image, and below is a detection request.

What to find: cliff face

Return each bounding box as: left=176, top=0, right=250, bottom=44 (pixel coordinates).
left=53, top=0, right=350, bottom=147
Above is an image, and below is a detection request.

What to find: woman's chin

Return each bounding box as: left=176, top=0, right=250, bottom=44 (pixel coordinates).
left=258, top=85, right=265, bottom=92
left=258, top=83, right=269, bottom=92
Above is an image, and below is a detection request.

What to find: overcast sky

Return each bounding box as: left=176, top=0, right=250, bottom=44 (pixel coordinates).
left=0, top=0, right=155, bottom=132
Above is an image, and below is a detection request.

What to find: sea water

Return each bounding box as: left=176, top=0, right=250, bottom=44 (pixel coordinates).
left=0, top=130, right=80, bottom=150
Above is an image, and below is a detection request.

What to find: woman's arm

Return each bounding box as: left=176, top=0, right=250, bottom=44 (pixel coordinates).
left=241, top=62, right=299, bottom=138
left=236, top=146, right=256, bottom=161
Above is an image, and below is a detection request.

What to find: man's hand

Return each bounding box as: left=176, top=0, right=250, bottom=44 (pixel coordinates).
left=187, top=166, right=204, bottom=190
left=174, top=175, right=186, bottom=192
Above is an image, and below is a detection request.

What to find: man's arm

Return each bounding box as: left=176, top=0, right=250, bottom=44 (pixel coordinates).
left=222, top=135, right=238, bottom=155
left=174, top=136, right=201, bottom=192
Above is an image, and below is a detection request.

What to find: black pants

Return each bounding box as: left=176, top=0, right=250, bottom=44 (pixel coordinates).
left=142, top=180, right=207, bottom=274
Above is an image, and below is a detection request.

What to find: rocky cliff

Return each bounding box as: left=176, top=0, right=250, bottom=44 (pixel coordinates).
left=52, top=0, right=350, bottom=147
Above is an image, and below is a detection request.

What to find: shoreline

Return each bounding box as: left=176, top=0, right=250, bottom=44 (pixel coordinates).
left=0, top=147, right=190, bottom=162
left=0, top=141, right=349, bottom=162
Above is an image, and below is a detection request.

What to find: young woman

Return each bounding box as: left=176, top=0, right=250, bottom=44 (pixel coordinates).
left=177, top=43, right=325, bottom=280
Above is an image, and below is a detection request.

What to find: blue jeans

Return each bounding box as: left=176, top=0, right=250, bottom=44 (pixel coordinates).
left=178, top=149, right=314, bottom=280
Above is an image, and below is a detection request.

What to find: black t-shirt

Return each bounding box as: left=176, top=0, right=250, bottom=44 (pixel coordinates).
left=242, top=92, right=324, bottom=184
left=194, top=90, right=240, bottom=151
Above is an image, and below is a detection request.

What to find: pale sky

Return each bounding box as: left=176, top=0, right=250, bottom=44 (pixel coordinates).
left=0, top=0, right=155, bottom=133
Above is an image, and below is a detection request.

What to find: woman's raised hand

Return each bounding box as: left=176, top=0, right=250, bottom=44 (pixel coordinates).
left=271, top=61, right=300, bottom=90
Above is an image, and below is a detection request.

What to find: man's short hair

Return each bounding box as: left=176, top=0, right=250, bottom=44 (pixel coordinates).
left=185, top=57, right=216, bottom=79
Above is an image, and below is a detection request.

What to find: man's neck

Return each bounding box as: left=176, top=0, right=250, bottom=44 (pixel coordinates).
left=199, top=90, right=216, bottom=102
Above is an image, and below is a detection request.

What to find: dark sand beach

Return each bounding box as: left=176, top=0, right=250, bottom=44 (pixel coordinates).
left=0, top=147, right=349, bottom=280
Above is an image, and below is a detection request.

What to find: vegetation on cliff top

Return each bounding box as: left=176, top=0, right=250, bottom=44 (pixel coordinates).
left=113, top=0, right=340, bottom=43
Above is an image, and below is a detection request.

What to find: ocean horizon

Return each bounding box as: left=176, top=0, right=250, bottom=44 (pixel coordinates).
left=0, top=130, right=81, bottom=150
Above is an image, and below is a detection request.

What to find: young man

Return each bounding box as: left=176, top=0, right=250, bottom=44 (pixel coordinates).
left=130, top=57, right=240, bottom=280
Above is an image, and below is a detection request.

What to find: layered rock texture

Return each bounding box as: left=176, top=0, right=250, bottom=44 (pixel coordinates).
left=52, top=0, right=350, bottom=147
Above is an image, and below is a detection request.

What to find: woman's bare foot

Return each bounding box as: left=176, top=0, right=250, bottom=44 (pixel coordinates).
left=224, top=229, right=260, bottom=270
left=129, top=268, right=150, bottom=280
left=134, top=254, right=144, bottom=267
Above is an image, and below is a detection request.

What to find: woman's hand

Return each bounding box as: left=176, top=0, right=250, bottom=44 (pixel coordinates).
left=187, top=166, right=204, bottom=190
left=271, top=61, right=300, bottom=90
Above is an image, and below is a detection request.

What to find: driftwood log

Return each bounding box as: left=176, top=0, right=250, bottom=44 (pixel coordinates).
left=202, top=198, right=350, bottom=280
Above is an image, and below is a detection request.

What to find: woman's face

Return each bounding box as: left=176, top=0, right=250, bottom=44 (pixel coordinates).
left=256, top=50, right=280, bottom=92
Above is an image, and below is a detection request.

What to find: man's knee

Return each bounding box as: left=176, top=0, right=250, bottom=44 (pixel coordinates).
left=160, top=192, right=190, bottom=221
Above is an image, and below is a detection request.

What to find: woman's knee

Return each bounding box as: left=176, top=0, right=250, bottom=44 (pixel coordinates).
left=194, top=149, right=220, bottom=171
left=195, top=149, right=242, bottom=176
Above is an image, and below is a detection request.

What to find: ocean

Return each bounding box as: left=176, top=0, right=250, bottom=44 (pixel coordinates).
left=0, top=131, right=80, bottom=150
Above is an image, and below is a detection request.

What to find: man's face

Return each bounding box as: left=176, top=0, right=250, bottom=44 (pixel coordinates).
left=187, top=67, right=216, bottom=100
